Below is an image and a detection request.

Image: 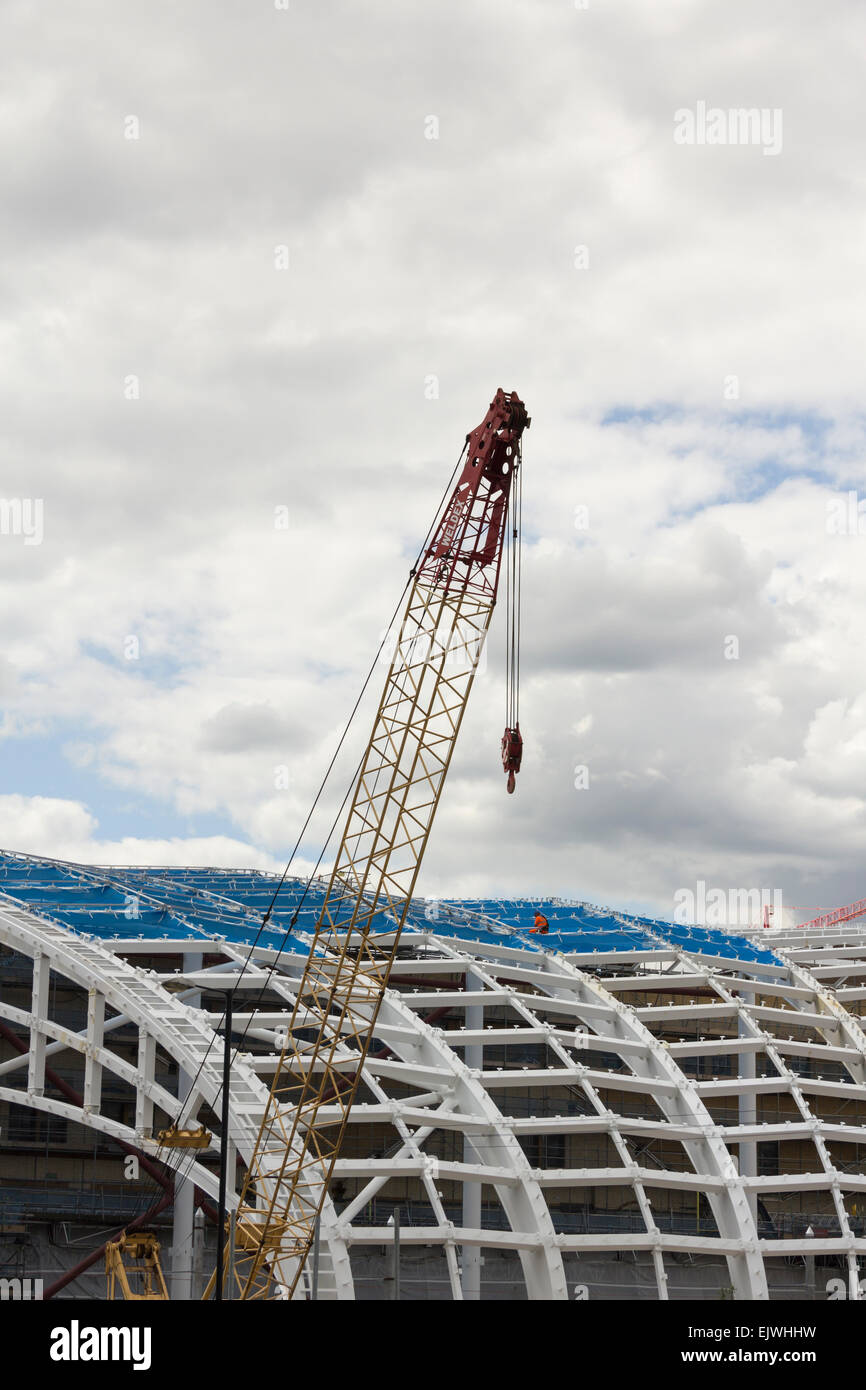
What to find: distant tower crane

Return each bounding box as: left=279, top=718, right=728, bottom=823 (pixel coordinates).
left=208, top=388, right=530, bottom=1299
left=764, top=897, right=866, bottom=931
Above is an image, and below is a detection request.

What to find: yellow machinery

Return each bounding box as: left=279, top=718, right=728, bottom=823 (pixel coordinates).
left=157, top=1123, right=212, bottom=1150
left=105, top=1232, right=169, bottom=1301
left=106, top=1132, right=211, bottom=1297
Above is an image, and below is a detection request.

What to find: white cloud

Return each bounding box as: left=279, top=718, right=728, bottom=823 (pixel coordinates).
left=1, top=1, right=865, bottom=919
left=0, top=795, right=284, bottom=871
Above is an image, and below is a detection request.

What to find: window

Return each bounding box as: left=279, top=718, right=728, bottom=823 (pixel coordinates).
left=521, top=1134, right=566, bottom=1168
left=758, top=1141, right=780, bottom=1176
left=6, top=1105, right=68, bottom=1145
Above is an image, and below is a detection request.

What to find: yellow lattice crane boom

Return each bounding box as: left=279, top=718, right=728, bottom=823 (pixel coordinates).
left=214, top=389, right=529, bottom=1299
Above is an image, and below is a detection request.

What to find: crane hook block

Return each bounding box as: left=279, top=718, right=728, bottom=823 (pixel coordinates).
left=501, top=725, right=523, bottom=794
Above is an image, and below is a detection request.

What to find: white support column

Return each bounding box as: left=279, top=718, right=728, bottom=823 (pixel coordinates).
left=173, top=1166, right=197, bottom=1301
left=173, top=952, right=202, bottom=1301
left=27, top=953, right=49, bottom=1096
left=193, top=1208, right=206, bottom=1301
left=136, top=1030, right=155, bottom=1136
left=83, top=989, right=104, bottom=1113
left=462, top=970, right=483, bottom=1301
left=738, top=1012, right=758, bottom=1225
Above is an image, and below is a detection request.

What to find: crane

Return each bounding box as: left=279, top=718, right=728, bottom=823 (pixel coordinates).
left=764, top=897, right=866, bottom=931
left=206, top=387, right=530, bottom=1299
left=105, top=1233, right=169, bottom=1301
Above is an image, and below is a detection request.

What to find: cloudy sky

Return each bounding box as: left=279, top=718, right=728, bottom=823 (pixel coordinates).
left=1, top=0, right=865, bottom=923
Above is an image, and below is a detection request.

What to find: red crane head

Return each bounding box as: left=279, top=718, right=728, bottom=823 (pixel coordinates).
left=418, top=389, right=530, bottom=597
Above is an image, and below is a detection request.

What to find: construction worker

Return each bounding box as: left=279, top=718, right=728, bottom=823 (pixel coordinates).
left=530, top=908, right=549, bottom=934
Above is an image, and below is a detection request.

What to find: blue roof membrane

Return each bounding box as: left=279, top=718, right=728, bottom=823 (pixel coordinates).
left=0, top=855, right=318, bottom=954
left=0, top=853, right=782, bottom=966
left=410, top=897, right=783, bottom=966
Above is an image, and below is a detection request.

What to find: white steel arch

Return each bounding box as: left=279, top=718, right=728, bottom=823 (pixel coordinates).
left=0, top=904, right=354, bottom=1300
left=5, top=877, right=866, bottom=1300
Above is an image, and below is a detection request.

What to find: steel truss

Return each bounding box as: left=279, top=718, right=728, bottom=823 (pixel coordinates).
left=6, top=887, right=866, bottom=1299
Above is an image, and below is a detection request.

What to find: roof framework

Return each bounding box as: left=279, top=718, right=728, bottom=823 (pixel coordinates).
left=2, top=851, right=866, bottom=1300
